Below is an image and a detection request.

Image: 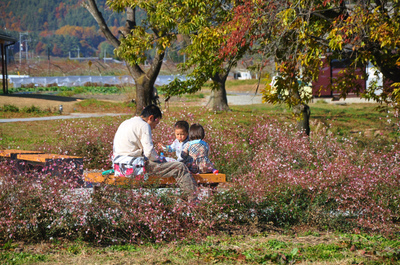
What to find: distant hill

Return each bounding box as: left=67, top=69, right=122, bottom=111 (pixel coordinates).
left=0, top=0, right=125, bottom=59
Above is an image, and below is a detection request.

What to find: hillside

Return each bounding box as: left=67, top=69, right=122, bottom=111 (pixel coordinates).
left=0, top=0, right=125, bottom=60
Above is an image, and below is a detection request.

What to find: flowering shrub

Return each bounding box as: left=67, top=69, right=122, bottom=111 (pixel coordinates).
left=1, top=106, right=400, bottom=244
left=54, top=118, right=124, bottom=170
left=0, top=162, right=84, bottom=241
left=225, top=119, right=400, bottom=232
left=0, top=161, right=216, bottom=243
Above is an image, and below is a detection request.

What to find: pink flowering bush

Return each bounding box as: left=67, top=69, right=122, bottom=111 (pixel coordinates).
left=0, top=161, right=216, bottom=243
left=209, top=117, right=400, bottom=232
left=53, top=118, right=124, bottom=170
left=0, top=162, right=85, bottom=241
left=1, top=106, right=400, bottom=244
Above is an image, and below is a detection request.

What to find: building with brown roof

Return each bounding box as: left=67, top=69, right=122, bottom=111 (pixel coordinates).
left=0, top=32, right=17, bottom=94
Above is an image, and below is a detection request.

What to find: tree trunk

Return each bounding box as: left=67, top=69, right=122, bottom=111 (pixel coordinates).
left=371, top=48, right=400, bottom=83
left=211, top=73, right=230, bottom=111
left=132, top=70, right=162, bottom=113
left=293, top=103, right=311, bottom=136
left=84, top=1, right=163, bottom=114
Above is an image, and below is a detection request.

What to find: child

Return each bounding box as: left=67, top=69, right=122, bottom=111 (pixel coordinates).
left=158, top=120, right=189, bottom=162
left=181, top=123, right=218, bottom=174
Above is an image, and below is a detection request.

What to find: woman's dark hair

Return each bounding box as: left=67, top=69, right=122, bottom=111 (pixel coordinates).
left=174, top=120, right=189, bottom=133
left=189, top=123, right=205, bottom=140
left=141, top=104, right=162, bottom=120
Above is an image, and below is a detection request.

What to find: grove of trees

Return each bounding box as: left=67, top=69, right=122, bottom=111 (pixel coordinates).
left=0, top=0, right=125, bottom=59
left=2, top=0, right=400, bottom=126
left=222, top=0, right=400, bottom=133
left=84, top=0, right=251, bottom=113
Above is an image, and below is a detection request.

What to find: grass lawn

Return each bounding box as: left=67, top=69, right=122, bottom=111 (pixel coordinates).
left=2, top=231, right=399, bottom=264
left=1, top=85, right=400, bottom=264
left=1, top=102, right=397, bottom=151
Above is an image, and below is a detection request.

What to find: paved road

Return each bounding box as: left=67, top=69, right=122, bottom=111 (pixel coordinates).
left=226, top=92, right=263, bottom=105
left=203, top=92, right=263, bottom=106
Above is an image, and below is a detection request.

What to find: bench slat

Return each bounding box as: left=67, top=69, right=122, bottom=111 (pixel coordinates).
left=17, top=154, right=82, bottom=163
left=0, top=150, right=44, bottom=158
left=84, top=172, right=226, bottom=186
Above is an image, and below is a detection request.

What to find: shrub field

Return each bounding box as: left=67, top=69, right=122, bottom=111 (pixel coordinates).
left=1, top=104, right=400, bottom=264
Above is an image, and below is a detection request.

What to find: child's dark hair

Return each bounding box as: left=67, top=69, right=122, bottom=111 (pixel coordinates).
left=174, top=120, right=189, bottom=133
left=189, top=123, right=205, bottom=140
left=141, top=104, right=162, bottom=120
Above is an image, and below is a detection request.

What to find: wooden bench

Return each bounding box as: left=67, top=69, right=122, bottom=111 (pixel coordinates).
left=0, top=149, right=45, bottom=160
left=84, top=172, right=226, bottom=187
left=1, top=149, right=227, bottom=188
left=16, top=153, right=82, bottom=163
left=4, top=152, right=84, bottom=185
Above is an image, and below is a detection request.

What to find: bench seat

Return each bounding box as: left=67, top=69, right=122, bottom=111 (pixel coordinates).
left=1, top=151, right=84, bottom=184
left=0, top=149, right=45, bottom=160
left=84, top=172, right=226, bottom=186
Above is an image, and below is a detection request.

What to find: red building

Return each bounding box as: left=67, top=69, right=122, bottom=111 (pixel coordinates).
left=312, top=57, right=366, bottom=97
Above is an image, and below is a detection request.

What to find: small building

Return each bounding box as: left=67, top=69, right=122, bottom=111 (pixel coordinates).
left=0, top=32, right=17, bottom=94
left=311, top=56, right=389, bottom=98
left=233, top=70, right=252, bottom=80
left=312, top=57, right=366, bottom=97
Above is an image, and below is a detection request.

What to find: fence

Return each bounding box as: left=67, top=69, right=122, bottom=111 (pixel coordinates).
left=8, top=75, right=187, bottom=88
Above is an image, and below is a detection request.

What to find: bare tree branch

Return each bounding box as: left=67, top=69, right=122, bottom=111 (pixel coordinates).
left=82, top=0, right=120, bottom=48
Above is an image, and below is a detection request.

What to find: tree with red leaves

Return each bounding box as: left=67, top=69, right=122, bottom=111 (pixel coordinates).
left=223, top=0, right=400, bottom=135
left=162, top=0, right=253, bottom=111
left=83, top=0, right=243, bottom=112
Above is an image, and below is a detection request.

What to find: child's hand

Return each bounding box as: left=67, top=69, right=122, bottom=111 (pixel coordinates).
left=157, top=143, right=165, bottom=149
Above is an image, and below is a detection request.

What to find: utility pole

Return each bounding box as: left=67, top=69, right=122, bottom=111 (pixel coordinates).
left=24, top=39, right=30, bottom=61
left=19, top=32, right=28, bottom=65
left=48, top=47, right=50, bottom=76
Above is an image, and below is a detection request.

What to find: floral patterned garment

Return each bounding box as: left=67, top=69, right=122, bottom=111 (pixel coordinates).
left=181, top=139, right=214, bottom=174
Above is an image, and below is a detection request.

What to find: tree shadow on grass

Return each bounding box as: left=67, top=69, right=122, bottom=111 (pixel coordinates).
left=0, top=93, right=82, bottom=102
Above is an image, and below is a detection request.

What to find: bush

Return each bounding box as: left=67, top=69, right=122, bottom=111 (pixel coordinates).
left=54, top=118, right=124, bottom=169
left=0, top=104, right=19, bottom=112
left=153, top=107, right=400, bottom=233
left=2, top=107, right=400, bottom=244
left=0, top=161, right=215, bottom=244
left=46, top=83, right=58, bottom=88
left=22, top=105, right=41, bottom=113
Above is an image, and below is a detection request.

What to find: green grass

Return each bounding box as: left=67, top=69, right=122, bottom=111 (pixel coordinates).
left=0, top=104, right=56, bottom=119
left=233, top=102, right=396, bottom=142
left=0, top=119, right=62, bottom=150
left=73, top=98, right=135, bottom=113
left=1, top=103, right=398, bottom=151
left=1, top=103, right=400, bottom=264
left=0, top=99, right=135, bottom=119
left=201, top=79, right=266, bottom=90
left=183, top=93, right=205, bottom=99
left=8, top=86, right=122, bottom=96
left=1, top=232, right=398, bottom=264
left=224, top=79, right=262, bottom=87
left=0, top=252, right=48, bottom=264
left=57, top=87, right=86, bottom=97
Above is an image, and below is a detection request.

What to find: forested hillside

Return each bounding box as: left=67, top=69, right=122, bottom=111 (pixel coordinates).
left=0, top=0, right=125, bottom=59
